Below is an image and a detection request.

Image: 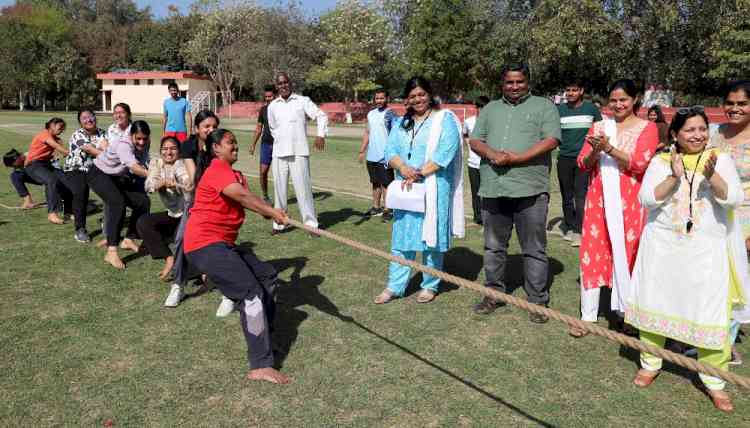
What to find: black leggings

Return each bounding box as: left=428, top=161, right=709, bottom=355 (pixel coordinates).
left=59, top=170, right=90, bottom=230
left=136, top=211, right=180, bottom=259
left=186, top=242, right=278, bottom=369
left=25, top=161, right=66, bottom=213
left=87, top=165, right=150, bottom=246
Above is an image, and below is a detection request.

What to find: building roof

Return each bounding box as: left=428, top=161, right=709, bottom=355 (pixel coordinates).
left=96, top=71, right=211, bottom=81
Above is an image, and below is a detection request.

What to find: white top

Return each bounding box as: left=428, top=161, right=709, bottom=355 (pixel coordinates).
left=267, top=93, right=328, bottom=158
left=626, top=153, right=750, bottom=349
left=462, top=116, right=481, bottom=169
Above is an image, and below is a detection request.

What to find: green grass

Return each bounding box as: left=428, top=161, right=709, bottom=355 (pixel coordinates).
left=0, top=111, right=748, bottom=426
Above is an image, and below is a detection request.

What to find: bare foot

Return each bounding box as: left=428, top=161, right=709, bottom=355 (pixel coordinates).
left=707, top=389, right=734, bottom=413
left=159, top=257, right=175, bottom=281
left=48, top=213, right=64, bottom=224
left=246, top=368, right=290, bottom=384
left=96, top=239, right=107, bottom=248
left=120, top=238, right=140, bottom=252
left=104, top=249, right=125, bottom=270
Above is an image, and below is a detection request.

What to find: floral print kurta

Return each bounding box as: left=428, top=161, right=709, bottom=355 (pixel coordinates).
left=577, top=120, right=658, bottom=290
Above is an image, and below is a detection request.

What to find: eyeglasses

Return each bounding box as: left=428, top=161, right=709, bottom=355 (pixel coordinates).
left=676, top=105, right=704, bottom=115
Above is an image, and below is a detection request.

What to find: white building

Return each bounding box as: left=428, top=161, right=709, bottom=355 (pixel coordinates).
left=96, top=71, right=219, bottom=114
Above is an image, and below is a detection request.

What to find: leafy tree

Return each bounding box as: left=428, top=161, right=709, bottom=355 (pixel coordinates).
left=306, top=0, right=391, bottom=102
left=707, top=0, right=750, bottom=81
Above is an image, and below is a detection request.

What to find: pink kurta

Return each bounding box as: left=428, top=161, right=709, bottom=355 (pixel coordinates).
left=577, top=120, right=659, bottom=290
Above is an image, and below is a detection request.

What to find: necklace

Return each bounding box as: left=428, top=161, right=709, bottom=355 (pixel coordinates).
left=681, top=149, right=706, bottom=233
left=408, top=109, right=432, bottom=160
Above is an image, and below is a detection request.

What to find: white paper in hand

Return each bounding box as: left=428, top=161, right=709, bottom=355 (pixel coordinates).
left=385, top=180, right=426, bottom=213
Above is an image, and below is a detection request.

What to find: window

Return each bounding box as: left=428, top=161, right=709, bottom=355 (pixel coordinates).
left=132, top=79, right=140, bottom=86
left=147, top=79, right=154, bottom=85
left=162, top=79, right=175, bottom=85
left=114, top=79, right=126, bottom=85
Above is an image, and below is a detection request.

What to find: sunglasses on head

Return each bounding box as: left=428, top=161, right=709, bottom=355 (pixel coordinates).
left=676, top=105, right=704, bottom=115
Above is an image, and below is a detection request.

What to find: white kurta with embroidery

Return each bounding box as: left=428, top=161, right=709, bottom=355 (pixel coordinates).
left=626, top=153, right=748, bottom=350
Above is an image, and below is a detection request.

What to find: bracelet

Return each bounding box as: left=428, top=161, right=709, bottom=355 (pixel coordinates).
left=605, top=146, right=614, bottom=154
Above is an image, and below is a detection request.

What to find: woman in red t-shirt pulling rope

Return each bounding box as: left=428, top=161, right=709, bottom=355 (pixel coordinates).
left=183, top=129, right=291, bottom=384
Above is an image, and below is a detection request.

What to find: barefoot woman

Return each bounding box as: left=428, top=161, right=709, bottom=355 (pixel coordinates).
left=184, top=129, right=290, bottom=384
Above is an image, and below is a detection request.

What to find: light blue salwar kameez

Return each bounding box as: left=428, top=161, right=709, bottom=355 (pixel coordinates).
left=385, top=112, right=461, bottom=295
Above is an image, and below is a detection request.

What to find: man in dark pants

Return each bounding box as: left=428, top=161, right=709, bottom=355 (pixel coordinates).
left=463, top=95, right=490, bottom=225
left=469, top=63, right=561, bottom=323
left=553, top=78, right=601, bottom=247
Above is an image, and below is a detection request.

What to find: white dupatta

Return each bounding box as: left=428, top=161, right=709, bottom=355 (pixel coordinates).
left=422, top=109, right=465, bottom=247
left=601, top=120, right=630, bottom=312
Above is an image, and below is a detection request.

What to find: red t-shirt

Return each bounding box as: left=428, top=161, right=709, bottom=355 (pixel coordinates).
left=26, top=130, right=56, bottom=163
left=184, top=158, right=247, bottom=253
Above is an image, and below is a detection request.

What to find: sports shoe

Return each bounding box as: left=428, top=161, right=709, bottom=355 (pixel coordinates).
left=473, top=296, right=506, bottom=315
left=364, top=207, right=383, bottom=217
left=549, top=222, right=568, bottom=237
left=382, top=210, right=393, bottom=222
left=569, top=232, right=582, bottom=247
left=263, top=195, right=272, bottom=205
left=216, top=296, right=236, bottom=317
left=163, top=284, right=184, bottom=307
left=74, top=228, right=91, bottom=243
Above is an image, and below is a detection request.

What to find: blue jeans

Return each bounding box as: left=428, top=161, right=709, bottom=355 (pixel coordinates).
left=10, top=168, right=41, bottom=198
left=387, top=249, right=444, bottom=296
left=482, top=193, right=550, bottom=305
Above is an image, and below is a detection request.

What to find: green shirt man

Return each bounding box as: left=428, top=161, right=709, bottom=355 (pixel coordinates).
left=470, top=94, right=561, bottom=198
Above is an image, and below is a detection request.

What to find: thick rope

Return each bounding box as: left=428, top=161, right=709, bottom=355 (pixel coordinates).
left=289, top=218, right=750, bottom=389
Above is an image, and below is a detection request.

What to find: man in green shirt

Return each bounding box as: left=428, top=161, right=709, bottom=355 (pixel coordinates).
left=469, top=64, right=561, bottom=324
left=555, top=78, right=602, bottom=247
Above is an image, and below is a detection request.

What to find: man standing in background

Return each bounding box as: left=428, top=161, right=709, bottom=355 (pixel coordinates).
left=268, top=72, right=328, bottom=235
left=358, top=89, right=396, bottom=221
left=162, top=83, right=192, bottom=143
left=250, top=84, right=277, bottom=204
left=552, top=78, right=601, bottom=247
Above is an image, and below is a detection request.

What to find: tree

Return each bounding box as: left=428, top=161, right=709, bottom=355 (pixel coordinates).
left=183, top=3, right=260, bottom=106
left=306, top=0, right=392, bottom=102
left=708, top=0, right=750, bottom=81
left=528, top=0, right=625, bottom=95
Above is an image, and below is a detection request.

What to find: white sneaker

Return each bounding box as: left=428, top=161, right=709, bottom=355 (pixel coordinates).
left=216, top=296, right=236, bottom=317
left=164, top=284, right=184, bottom=307
left=569, top=232, right=582, bottom=247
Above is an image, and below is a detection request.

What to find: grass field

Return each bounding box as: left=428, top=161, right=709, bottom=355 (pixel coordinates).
left=0, top=111, right=748, bottom=427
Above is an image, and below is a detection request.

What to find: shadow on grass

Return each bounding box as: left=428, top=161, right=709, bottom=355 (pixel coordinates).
left=269, top=254, right=554, bottom=426
left=287, top=191, right=333, bottom=206
left=318, top=207, right=369, bottom=229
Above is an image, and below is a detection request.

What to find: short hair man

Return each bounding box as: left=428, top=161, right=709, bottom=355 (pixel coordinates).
left=358, top=89, right=397, bottom=221
left=469, top=64, right=561, bottom=323
left=553, top=78, right=601, bottom=247
left=267, top=72, right=328, bottom=235
left=463, top=95, right=490, bottom=225
left=250, top=84, right=278, bottom=204
left=162, top=83, right=192, bottom=143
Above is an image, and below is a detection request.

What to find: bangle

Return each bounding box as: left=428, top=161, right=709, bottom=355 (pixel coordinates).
left=605, top=146, right=614, bottom=154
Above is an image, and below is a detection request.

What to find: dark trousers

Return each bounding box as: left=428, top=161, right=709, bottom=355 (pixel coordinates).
left=556, top=157, right=589, bottom=233
left=10, top=169, right=41, bottom=198
left=171, top=199, right=200, bottom=285
left=468, top=167, right=482, bottom=224
left=482, top=193, right=550, bottom=305
left=25, top=161, right=65, bottom=213
left=87, top=165, right=150, bottom=246
left=59, top=170, right=90, bottom=230
left=187, top=242, right=278, bottom=369
left=136, top=211, right=180, bottom=259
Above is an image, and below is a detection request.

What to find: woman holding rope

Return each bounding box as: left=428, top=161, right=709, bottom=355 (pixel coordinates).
left=183, top=128, right=290, bottom=384
left=571, top=79, right=659, bottom=337
left=373, top=76, right=463, bottom=304
left=626, top=107, right=750, bottom=412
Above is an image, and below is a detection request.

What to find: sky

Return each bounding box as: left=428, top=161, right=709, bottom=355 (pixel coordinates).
left=0, top=0, right=340, bottom=18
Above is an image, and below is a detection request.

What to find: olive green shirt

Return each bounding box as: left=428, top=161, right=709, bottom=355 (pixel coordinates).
left=471, top=94, right=561, bottom=198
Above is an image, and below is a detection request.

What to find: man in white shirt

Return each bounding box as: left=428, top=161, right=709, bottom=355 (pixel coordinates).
left=463, top=95, right=489, bottom=226
left=267, top=72, right=328, bottom=235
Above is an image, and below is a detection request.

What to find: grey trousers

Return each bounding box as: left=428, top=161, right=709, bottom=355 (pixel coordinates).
left=482, top=193, right=550, bottom=305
